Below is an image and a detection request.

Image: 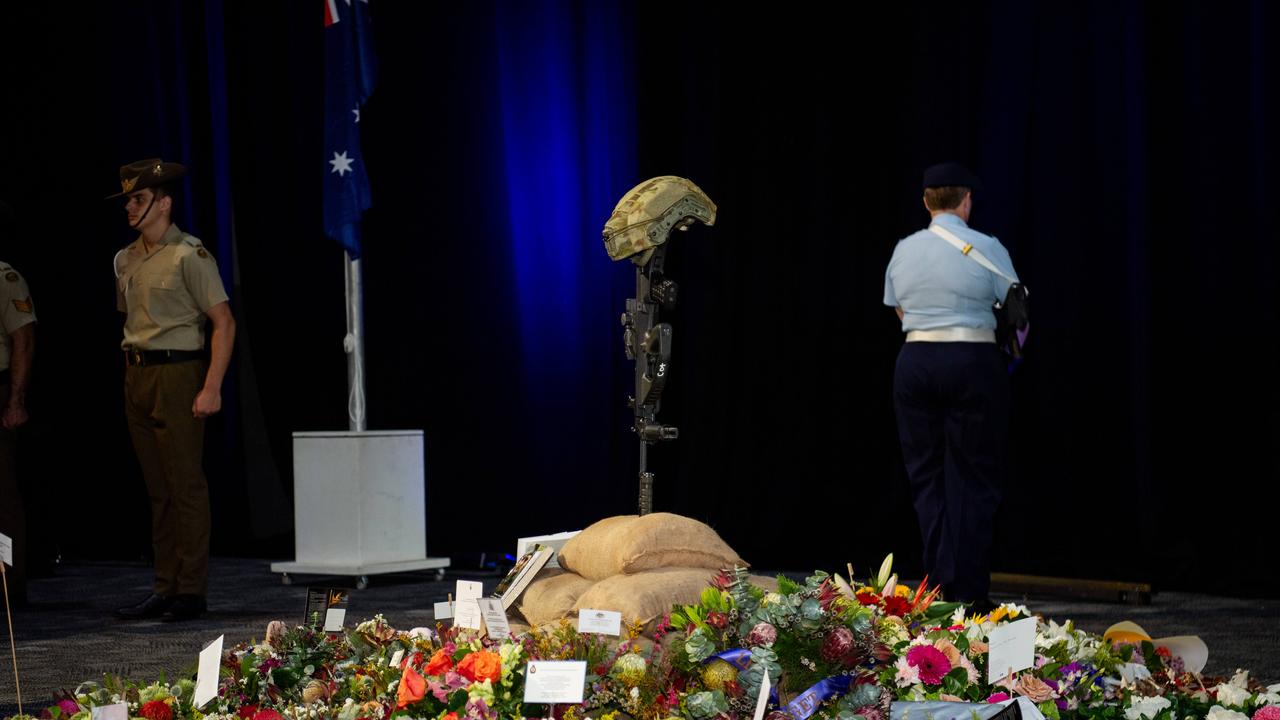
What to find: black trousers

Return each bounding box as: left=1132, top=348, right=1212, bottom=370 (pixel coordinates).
left=893, top=341, right=1010, bottom=602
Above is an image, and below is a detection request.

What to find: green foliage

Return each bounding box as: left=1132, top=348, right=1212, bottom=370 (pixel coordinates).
left=684, top=627, right=717, bottom=664
left=925, top=601, right=962, bottom=620
left=685, top=690, right=729, bottom=720
left=777, top=574, right=804, bottom=596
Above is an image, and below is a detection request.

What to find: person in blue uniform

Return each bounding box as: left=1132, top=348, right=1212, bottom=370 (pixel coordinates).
left=883, top=162, right=1019, bottom=611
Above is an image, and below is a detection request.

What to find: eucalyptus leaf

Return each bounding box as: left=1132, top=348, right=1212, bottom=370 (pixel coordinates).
left=684, top=627, right=717, bottom=663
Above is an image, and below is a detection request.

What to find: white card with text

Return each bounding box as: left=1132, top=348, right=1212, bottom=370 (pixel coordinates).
left=0, top=532, right=12, bottom=567
left=389, top=649, right=405, bottom=668
left=523, top=661, right=587, bottom=704
left=577, top=608, right=622, bottom=636
left=455, top=579, right=484, bottom=601
left=753, top=668, right=772, bottom=720
left=434, top=600, right=454, bottom=619
left=324, top=607, right=347, bottom=632
left=195, top=635, right=225, bottom=708
left=453, top=598, right=483, bottom=630
left=987, top=616, right=1037, bottom=683
left=91, top=703, right=129, bottom=720
left=479, top=597, right=511, bottom=638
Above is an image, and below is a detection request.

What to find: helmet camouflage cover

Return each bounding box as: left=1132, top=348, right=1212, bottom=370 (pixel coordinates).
left=602, top=176, right=717, bottom=265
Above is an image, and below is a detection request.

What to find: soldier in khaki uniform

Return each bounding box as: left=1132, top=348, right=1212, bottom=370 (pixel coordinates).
left=0, top=205, right=36, bottom=605
left=108, top=159, right=235, bottom=622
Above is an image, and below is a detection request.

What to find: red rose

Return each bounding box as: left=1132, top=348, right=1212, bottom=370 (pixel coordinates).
left=855, top=591, right=880, bottom=606
left=252, top=711, right=285, bottom=720
left=236, top=706, right=259, bottom=720
left=139, top=701, right=173, bottom=720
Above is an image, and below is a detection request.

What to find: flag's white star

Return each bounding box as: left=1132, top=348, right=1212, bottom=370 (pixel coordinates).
left=329, top=151, right=355, bottom=177
left=352, top=106, right=361, bottom=123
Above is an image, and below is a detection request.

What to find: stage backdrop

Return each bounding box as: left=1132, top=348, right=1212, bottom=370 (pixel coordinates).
left=1, top=1, right=1275, bottom=595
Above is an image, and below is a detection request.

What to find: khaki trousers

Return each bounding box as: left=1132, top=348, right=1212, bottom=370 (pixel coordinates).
left=124, top=360, right=210, bottom=596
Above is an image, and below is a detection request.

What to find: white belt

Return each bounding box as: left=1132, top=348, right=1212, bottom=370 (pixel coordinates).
left=906, top=328, right=995, bottom=343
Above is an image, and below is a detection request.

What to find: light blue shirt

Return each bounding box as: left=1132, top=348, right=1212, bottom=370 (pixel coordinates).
left=883, top=213, right=1019, bottom=332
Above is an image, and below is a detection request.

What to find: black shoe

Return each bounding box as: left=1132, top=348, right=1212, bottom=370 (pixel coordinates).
left=161, top=594, right=206, bottom=622
left=116, top=593, right=174, bottom=619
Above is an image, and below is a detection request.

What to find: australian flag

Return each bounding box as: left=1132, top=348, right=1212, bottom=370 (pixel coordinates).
left=324, top=0, right=377, bottom=259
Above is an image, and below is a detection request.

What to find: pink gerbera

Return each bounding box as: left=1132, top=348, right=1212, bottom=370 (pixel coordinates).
left=1253, top=707, right=1280, bottom=720
left=906, top=644, right=953, bottom=685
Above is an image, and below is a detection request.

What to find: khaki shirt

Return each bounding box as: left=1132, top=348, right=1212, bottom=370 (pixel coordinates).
left=0, top=261, right=36, bottom=372
left=114, top=224, right=229, bottom=351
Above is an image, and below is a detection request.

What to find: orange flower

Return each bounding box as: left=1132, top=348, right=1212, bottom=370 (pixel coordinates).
left=456, top=650, right=502, bottom=684
left=424, top=648, right=454, bottom=676
left=396, top=666, right=427, bottom=709
left=1013, top=674, right=1057, bottom=703
left=933, top=638, right=964, bottom=667
left=442, top=714, right=459, bottom=720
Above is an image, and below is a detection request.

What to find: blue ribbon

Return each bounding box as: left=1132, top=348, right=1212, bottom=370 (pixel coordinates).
left=704, top=649, right=855, bottom=720
left=709, top=648, right=753, bottom=671
left=784, top=675, right=853, bottom=720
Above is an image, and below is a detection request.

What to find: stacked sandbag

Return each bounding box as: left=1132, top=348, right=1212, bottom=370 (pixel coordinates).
left=517, top=569, right=596, bottom=626
left=573, top=566, right=722, bottom=627
left=514, top=513, right=747, bottom=631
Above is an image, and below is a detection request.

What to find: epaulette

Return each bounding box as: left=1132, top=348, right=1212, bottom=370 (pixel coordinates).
left=181, top=234, right=213, bottom=260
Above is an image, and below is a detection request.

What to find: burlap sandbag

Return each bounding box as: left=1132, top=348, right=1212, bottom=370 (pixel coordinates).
left=617, top=512, right=745, bottom=575
left=517, top=569, right=596, bottom=626
left=558, top=513, right=746, bottom=581
left=572, top=567, right=720, bottom=627
left=556, top=515, right=638, bottom=580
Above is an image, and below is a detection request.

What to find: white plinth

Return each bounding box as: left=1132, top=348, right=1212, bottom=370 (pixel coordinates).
left=270, top=430, right=450, bottom=578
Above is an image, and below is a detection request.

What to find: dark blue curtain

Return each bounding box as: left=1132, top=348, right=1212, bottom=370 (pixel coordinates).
left=3, top=1, right=1277, bottom=593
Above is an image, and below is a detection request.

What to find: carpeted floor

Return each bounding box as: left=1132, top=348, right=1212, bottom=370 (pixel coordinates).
left=1, top=558, right=1276, bottom=717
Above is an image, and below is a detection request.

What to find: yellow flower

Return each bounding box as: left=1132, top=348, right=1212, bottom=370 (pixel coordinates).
left=856, top=586, right=876, bottom=596
left=893, top=585, right=911, bottom=598
left=989, top=606, right=1009, bottom=623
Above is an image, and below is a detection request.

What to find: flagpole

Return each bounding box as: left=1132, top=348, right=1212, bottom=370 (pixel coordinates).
left=344, top=251, right=367, bottom=432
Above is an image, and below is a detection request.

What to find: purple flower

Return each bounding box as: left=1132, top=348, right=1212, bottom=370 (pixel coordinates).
left=444, top=670, right=470, bottom=690
left=747, top=622, right=777, bottom=647
left=820, top=627, right=858, bottom=665
left=465, top=698, right=496, bottom=720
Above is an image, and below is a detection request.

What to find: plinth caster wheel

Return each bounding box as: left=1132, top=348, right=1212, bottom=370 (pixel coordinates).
left=356, top=575, right=370, bottom=590
left=281, top=573, right=292, bottom=586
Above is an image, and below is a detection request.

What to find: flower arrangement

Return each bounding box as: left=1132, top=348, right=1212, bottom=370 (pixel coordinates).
left=13, top=561, right=1280, bottom=720
left=656, top=565, right=895, bottom=720
left=877, top=603, right=1280, bottom=720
